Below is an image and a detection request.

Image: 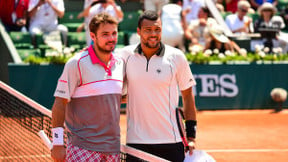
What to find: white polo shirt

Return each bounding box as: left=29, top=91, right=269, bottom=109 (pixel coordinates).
left=54, top=45, right=124, bottom=152
left=225, top=14, right=252, bottom=34
left=118, top=43, right=196, bottom=144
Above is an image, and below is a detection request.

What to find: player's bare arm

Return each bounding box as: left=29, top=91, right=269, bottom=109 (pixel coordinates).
left=181, top=87, right=197, bottom=154
left=51, top=97, right=67, bottom=162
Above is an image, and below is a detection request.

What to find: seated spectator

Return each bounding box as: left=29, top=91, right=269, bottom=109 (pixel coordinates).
left=76, top=0, right=95, bottom=46
left=280, top=6, right=288, bottom=32
left=78, top=0, right=123, bottom=46
left=217, top=0, right=254, bottom=14
left=161, top=0, right=185, bottom=51
left=254, top=2, right=288, bottom=53
left=205, top=23, right=241, bottom=53
left=0, top=0, right=29, bottom=33
left=225, top=0, right=253, bottom=34
left=185, top=6, right=217, bottom=51
left=28, top=0, right=68, bottom=48
left=144, top=0, right=169, bottom=13
left=249, top=0, right=278, bottom=11
left=182, top=0, right=205, bottom=24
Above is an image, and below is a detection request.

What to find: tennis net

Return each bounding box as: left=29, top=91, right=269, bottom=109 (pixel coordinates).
left=0, top=81, right=169, bottom=162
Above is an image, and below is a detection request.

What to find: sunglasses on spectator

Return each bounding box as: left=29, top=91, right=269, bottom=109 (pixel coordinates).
left=262, top=9, right=273, bottom=12
left=239, top=8, right=248, bottom=13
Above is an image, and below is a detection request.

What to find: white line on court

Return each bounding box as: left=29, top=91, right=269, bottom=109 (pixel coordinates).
left=1, top=149, right=288, bottom=160
left=205, top=149, right=288, bottom=153
left=0, top=154, right=51, bottom=160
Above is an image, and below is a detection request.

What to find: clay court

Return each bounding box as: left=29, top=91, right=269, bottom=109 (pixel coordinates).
left=1, top=109, right=287, bottom=162
left=120, top=109, right=288, bottom=162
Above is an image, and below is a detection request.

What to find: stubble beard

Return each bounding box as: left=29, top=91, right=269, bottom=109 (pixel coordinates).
left=144, top=37, right=160, bottom=49
left=96, top=41, right=116, bottom=54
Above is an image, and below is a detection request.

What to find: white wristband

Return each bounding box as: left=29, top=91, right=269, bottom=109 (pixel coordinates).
left=52, top=127, right=64, bottom=146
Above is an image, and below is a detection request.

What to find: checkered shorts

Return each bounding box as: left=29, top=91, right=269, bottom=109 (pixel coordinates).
left=66, top=142, right=120, bottom=162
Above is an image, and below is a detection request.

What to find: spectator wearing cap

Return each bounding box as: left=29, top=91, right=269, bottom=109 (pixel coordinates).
left=254, top=2, right=288, bottom=53
left=225, top=0, right=254, bottom=34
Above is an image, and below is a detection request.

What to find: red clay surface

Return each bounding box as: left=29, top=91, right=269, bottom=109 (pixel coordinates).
left=120, top=109, right=288, bottom=162
left=1, top=109, right=287, bottom=161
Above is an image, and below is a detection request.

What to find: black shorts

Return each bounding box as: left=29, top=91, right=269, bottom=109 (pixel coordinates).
left=126, top=142, right=185, bottom=162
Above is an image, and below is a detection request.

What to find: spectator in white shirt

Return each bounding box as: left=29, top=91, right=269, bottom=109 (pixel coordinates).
left=28, top=0, right=68, bottom=47
left=225, top=0, right=253, bottom=34
left=182, top=0, right=205, bottom=24
left=144, top=0, right=169, bottom=12
left=161, top=0, right=186, bottom=51
left=78, top=0, right=123, bottom=46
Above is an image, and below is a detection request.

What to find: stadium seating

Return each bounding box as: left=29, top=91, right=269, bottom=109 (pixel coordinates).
left=221, top=11, right=232, bottom=20
left=59, top=11, right=84, bottom=32
left=17, top=48, right=41, bottom=60
left=277, top=0, right=288, bottom=10
left=7, top=2, right=144, bottom=61
left=248, top=13, right=260, bottom=23
left=67, top=32, right=86, bottom=50
left=9, top=32, right=34, bottom=49
left=119, top=10, right=142, bottom=45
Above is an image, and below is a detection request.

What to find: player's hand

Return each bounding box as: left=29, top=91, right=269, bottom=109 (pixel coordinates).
left=51, top=145, right=66, bottom=162
left=187, top=138, right=196, bottom=155
left=16, top=19, right=26, bottom=26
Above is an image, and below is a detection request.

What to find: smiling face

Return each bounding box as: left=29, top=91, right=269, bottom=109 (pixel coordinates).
left=137, top=18, right=162, bottom=49
left=90, top=23, right=118, bottom=54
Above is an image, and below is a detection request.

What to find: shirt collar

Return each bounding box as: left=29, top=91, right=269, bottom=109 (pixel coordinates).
left=133, top=42, right=165, bottom=57
left=88, top=45, right=116, bottom=76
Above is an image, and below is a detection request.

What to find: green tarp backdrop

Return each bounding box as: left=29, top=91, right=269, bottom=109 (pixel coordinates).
left=8, top=63, right=288, bottom=110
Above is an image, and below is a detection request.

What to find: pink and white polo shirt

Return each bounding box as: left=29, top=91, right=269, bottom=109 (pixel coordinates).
left=54, top=45, right=124, bottom=153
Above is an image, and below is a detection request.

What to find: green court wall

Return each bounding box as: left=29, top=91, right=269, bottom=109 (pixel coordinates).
left=8, top=63, right=288, bottom=110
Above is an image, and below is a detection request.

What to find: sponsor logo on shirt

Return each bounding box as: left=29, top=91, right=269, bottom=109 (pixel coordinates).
left=56, top=90, right=66, bottom=94
left=156, top=69, right=161, bottom=74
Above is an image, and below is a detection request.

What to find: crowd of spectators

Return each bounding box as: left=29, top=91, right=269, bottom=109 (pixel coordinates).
left=158, top=0, right=288, bottom=54
left=1, top=0, right=288, bottom=54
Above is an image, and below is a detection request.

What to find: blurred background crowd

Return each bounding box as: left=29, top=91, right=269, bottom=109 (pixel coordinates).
left=1, top=0, right=288, bottom=59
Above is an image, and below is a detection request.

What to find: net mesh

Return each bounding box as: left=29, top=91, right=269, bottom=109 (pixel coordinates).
left=0, top=81, right=168, bottom=162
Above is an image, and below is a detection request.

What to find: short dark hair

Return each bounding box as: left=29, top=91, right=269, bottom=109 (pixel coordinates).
left=89, top=13, right=118, bottom=34
left=138, top=10, right=159, bottom=29
left=201, top=7, right=211, bottom=17
left=171, top=0, right=182, bottom=4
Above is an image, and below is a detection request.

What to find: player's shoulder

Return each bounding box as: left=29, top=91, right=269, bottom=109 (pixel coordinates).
left=115, top=44, right=138, bottom=59
left=163, top=44, right=188, bottom=64
left=164, top=44, right=185, bottom=57
left=66, top=48, right=89, bottom=65
left=112, top=52, right=125, bottom=63
left=117, top=44, right=138, bottom=53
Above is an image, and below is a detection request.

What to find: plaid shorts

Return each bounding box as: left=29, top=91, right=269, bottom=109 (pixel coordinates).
left=66, top=142, right=120, bottom=162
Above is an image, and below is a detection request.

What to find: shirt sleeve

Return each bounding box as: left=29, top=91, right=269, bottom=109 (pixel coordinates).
left=54, top=58, right=79, bottom=101
left=175, top=52, right=196, bottom=91
left=28, top=0, right=38, bottom=11
left=55, top=0, right=65, bottom=12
